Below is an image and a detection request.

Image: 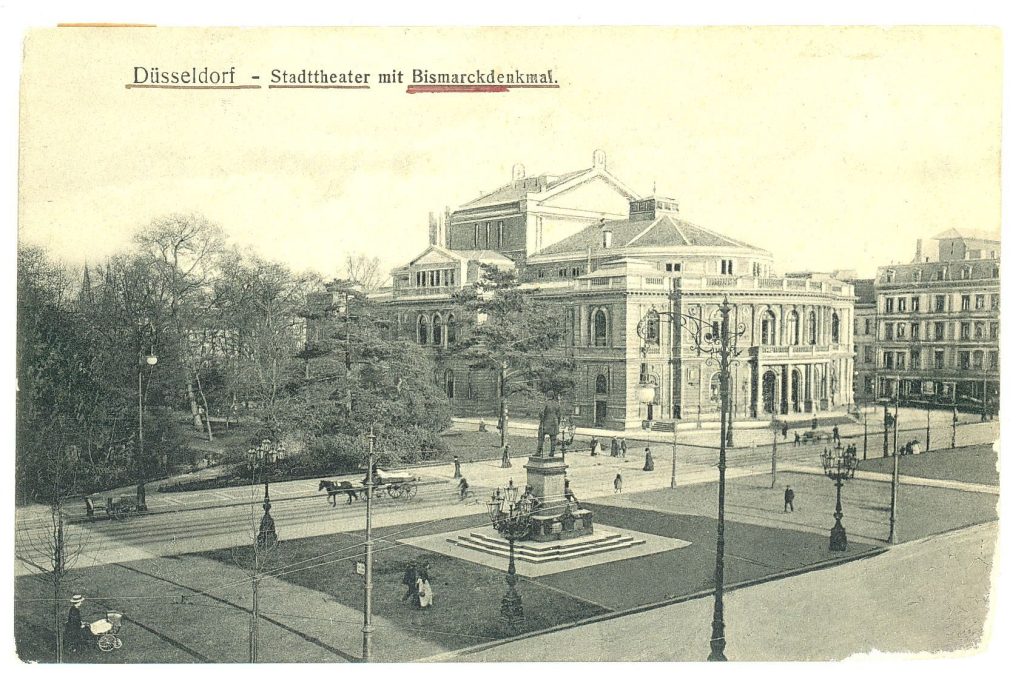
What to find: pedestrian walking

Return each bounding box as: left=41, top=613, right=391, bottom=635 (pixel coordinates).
left=613, top=473, right=623, bottom=493
left=619, top=438, right=628, bottom=460
left=784, top=485, right=795, bottom=512
left=781, top=422, right=789, bottom=440
left=832, top=425, right=841, bottom=446
left=500, top=444, right=512, bottom=468
left=590, top=436, right=599, bottom=456
left=84, top=496, right=95, bottom=522
left=401, top=563, right=418, bottom=603
left=611, top=437, right=620, bottom=458
left=65, top=594, right=86, bottom=651
left=812, top=415, right=819, bottom=430
left=458, top=477, right=470, bottom=501
left=643, top=447, right=655, bottom=472
left=453, top=455, right=461, bottom=479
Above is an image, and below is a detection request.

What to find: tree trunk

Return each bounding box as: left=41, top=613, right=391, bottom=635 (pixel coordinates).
left=194, top=371, right=214, bottom=442
left=250, top=577, right=259, bottom=662
left=499, top=362, right=508, bottom=450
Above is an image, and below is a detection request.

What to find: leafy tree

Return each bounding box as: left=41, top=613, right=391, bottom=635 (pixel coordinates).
left=452, top=264, right=576, bottom=449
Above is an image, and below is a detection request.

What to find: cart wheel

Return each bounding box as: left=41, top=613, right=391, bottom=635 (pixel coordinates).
left=113, top=637, right=123, bottom=649
left=98, top=635, right=115, bottom=652
left=387, top=484, right=402, bottom=499
left=403, top=483, right=417, bottom=499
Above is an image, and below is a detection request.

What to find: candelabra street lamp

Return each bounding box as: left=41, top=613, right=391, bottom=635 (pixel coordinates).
left=638, top=296, right=745, bottom=662
left=821, top=446, right=858, bottom=551
left=247, top=438, right=282, bottom=549
left=486, top=486, right=534, bottom=633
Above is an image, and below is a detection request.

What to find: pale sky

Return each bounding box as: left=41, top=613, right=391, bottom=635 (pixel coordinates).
left=17, top=26, right=1001, bottom=280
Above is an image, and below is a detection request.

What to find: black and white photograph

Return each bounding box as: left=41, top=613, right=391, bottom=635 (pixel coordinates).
left=5, top=18, right=1014, bottom=666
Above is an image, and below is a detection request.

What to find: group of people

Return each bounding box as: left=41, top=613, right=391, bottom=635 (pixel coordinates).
left=590, top=436, right=629, bottom=459
left=401, top=563, right=434, bottom=609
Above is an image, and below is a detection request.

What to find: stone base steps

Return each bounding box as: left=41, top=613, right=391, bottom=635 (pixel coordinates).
left=447, top=531, right=646, bottom=563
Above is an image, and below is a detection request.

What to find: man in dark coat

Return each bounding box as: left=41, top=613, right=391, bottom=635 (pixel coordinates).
left=610, top=438, right=620, bottom=458
left=781, top=423, right=789, bottom=440
left=401, top=564, right=419, bottom=604
left=537, top=392, right=562, bottom=457
left=784, top=486, right=795, bottom=512
left=832, top=425, right=841, bottom=446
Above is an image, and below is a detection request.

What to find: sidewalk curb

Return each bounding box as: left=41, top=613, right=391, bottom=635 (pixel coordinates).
left=418, top=544, right=888, bottom=662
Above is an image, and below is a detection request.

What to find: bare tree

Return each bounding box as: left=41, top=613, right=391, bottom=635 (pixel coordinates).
left=16, top=427, right=84, bottom=663
left=345, top=254, right=385, bottom=293
left=230, top=449, right=280, bottom=663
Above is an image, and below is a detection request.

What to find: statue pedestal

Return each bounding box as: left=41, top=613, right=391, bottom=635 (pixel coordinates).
left=525, top=455, right=568, bottom=514
left=523, top=455, right=593, bottom=542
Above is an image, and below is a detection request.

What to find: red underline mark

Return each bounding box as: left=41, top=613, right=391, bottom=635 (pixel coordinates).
left=406, top=84, right=560, bottom=94
left=268, top=85, right=371, bottom=90
left=125, top=84, right=261, bottom=90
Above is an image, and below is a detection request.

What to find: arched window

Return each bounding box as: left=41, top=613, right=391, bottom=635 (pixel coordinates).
left=593, top=308, right=609, bottom=347
left=808, top=310, right=817, bottom=345
left=786, top=311, right=800, bottom=345
left=760, top=310, right=777, bottom=346
left=831, top=311, right=841, bottom=344
left=417, top=315, right=428, bottom=344
left=710, top=372, right=721, bottom=402
left=446, top=314, right=457, bottom=347
left=595, top=374, right=608, bottom=395
left=444, top=369, right=455, bottom=399
left=432, top=314, right=443, bottom=345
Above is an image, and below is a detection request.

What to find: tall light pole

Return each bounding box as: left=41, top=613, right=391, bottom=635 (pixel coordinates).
left=362, top=428, right=376, bottom=662
left=137, top=351, right=157, bottom=511
left=639, top=297, right=745, bottom=661
left=888, top=375, right=900, bottom=545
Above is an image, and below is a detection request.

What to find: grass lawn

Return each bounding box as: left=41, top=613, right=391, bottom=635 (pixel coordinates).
left=855, top=444, right=999, bottom=486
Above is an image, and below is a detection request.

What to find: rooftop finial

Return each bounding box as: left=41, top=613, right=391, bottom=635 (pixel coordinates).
left=512, top=163, right=526, bottom=180
left=593, top=149, right=606, bottom=169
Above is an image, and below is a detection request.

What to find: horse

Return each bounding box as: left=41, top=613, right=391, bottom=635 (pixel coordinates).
left=318, top=480, right=361, bottom=506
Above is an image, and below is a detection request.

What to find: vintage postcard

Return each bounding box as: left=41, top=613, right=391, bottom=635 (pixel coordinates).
left=11, top=25, right=1004, bottom=665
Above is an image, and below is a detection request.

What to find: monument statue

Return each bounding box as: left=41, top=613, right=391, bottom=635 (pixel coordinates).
left=537, top=391, right=562, bottom=457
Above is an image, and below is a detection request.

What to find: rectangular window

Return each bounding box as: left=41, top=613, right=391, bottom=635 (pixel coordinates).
left=895, top=353, right=906, bottom=369
left=990, top=351, right=999, bottom=370
left=720, top=259, right=734, bottom=275
left=910, top=350, right=921, bottom=369
left=885, top=323, right=894, bottom=340
left=990, top=322, right=999, bottom=338
left=864, top=346, right=874, bottom=364
left=960, top=322, right=971, bottom=340
left=674, top=263, right=682, bottom=272
left=911, top=297, right=920, bottom=312
left=961, top=295, right=971, bottom=311
left=975, top=322, right=985, bottom=339
left=910, top=323, right=920, bottom=340
left=975, top=295, right=985, bottom=310
left=898, top=298, right=906, bottom=312
left=934, top=323, right=945, bottom=340
left=883, top=352, right=894, bottom=369
left=973, top=352, right=983, bottom=370
left=934, top=350, right=944, bottom=369
left=959, top=351, right=970, bottom=370
left=935, top=295, right=946, bottom=312
left=885, top=298, right=894, bottom=313
left=473, top=224, right=480, bottom=248
left=865, top=319, right=872, bottom=334
left=992, top=293, right=1000, bottom=309
left=896, top=323, right=906, bottom=339
left=497, top=221, right=504, bottom=248
left=665, top=263, right=672, bottom=272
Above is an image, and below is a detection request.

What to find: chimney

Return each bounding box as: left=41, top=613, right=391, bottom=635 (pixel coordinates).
left=443, top=206, right=451, bottom=248
left=914, top=238, right=923, bottom=262
left=601, top=219, right=612, bottom=249
left=428, top=212, right=438, bottom=246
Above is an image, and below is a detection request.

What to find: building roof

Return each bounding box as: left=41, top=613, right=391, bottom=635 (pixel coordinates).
left=535, top=214, right=768, bottom=257
left=931, top=228, right=1001, bottom=243
left=459, top=168, right=593, bottom=209
left=852, top=279, right=876, bottom=305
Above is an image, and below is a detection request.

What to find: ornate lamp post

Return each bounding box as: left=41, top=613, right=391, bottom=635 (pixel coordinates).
left=821, top=446, right=858, bottom=551
left=247, top=438, right=280, bottom=549
left=637, top=296, right=746, bottom=661
left=486, top=486, right=534, bottom=632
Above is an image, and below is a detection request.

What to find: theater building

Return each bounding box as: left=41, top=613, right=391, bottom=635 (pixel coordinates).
left=386, top=151, right=856, bottom=430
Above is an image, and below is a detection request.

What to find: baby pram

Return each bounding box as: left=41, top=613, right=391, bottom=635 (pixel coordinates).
left=87, top=611, right=124, bottom=652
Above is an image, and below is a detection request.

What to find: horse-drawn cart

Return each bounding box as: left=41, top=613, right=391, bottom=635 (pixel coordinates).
left=105, top=495, right=142, bottom=521
left=319, top=468, right=419, bottom=506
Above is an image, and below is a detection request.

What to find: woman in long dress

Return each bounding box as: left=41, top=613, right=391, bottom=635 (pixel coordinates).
left=643, top=447, right=655, bottom=472
left=416, top=575, right=434, bottom=609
